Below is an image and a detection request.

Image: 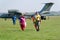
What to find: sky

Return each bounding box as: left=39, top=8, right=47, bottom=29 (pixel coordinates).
left=0, top=0, right=60, bottom=12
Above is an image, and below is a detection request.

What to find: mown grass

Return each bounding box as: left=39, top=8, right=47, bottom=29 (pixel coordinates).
left=0, top=16, right=60, bottom=40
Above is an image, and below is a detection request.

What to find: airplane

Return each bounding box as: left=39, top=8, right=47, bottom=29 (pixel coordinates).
left=0, top=2, right=57, bottom=25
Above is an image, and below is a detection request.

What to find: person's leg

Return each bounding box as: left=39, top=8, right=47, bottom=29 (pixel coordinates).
left=36, top=21, right=40, bottom=31
left=37, top=22, right=40, bottom=31
left=22, top=22, right=26, bottom=31
left=20, top=24, right=24, bottom=31
left=34, top=22, right=37, bottom=31
left=34, top=24, right=36, bottom=29
left=13, top=20, right=16, bottom=25
left=22, top=18, right=26, bottom=31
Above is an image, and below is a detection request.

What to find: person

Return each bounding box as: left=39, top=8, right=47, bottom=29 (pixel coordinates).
left=19, top=14, right=26, bottom=31
left=32, top=12, right=41, bottom=31
left=12, top=15, right=16, bottom=25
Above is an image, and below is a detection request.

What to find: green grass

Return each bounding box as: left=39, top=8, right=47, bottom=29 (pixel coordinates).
left=0, top=16, right=60, bottom=40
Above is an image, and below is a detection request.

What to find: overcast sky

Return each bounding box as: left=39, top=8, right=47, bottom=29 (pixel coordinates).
left=0, top=0, right=60, bottom=12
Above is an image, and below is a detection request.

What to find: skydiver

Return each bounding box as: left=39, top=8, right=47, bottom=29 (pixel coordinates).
left=32, top=12, right=41, bottom=31
left=12, top=15, right=16, bottom=25
left=19, top=14, right=26, bottom=31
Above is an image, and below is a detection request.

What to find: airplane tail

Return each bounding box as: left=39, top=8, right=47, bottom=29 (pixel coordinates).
left=39, top=2, right=54, bottom=14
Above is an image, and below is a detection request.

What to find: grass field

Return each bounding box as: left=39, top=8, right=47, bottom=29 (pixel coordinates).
left=0, top=16, right=60, bottom=40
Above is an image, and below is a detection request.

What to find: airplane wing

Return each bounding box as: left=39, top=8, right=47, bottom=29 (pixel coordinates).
left=0, top=10, right=22, bottom=18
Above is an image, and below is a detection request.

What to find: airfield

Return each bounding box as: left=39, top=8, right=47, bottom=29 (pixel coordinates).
left=0, top=16, right=60, bottom=40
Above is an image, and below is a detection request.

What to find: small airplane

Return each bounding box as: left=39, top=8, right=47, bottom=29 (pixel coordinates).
left=0, top=2, right=59, bottom=25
